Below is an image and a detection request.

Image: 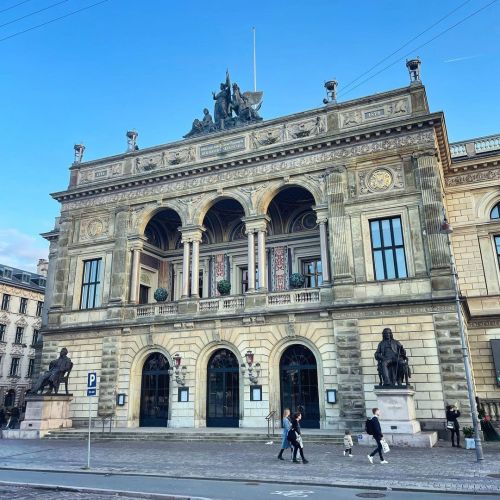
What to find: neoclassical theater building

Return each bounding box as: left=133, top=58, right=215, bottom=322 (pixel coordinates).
left=39, top=65, right=500, bottom=431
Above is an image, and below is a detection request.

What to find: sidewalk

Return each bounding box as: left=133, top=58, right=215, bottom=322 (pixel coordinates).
left=0, top=438, right=499, bottom=494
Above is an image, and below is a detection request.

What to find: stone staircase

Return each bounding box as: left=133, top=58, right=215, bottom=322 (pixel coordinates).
left=44, top=428, right=346, bottom=444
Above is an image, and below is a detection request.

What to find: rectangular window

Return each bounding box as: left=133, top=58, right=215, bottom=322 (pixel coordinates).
left=495, top=236, right=500, bottom=271
left=80, top=258, right=102, bottom=310
left=301, top=258, right=323, bottom=288
left=1, top=294, right=10, bottom=311
left=139, top=285, right=150, bottom=305
left=10, top=357, right=20, bottom=376
left=32, top=329, right=39, bottom=347
left=0, top=324, right=5, bottom=341
left=19, top=297, right=28, bottom=314
left=15, top=326, right=24, bottom=344
left=240, top=267, right=259, bottom=294
left=370, top=217, right=408, bottom=280
left=36, top=301, right=44, bottom=317
left=27, top=358, right=35, bottom=378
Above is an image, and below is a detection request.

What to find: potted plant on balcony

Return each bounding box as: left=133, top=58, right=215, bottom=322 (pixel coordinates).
left=217, top=279, right=231, bottom=296
left=463, top=426, right=475, bottom=449
left=289, top=272, right=306, bottom=289
left=153, top=287, right=168, bottom=302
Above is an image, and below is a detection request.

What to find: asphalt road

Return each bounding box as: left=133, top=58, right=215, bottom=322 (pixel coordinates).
left=0, top=469, right=481, bottom=499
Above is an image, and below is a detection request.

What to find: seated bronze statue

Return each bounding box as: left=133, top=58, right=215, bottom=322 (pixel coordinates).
left=375, top=328, right=411, bottom=387
left=32, top=348, right=73, bottom=395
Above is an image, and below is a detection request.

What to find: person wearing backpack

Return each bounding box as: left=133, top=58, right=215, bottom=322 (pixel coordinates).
left=366, top=408, right=388, bottom=464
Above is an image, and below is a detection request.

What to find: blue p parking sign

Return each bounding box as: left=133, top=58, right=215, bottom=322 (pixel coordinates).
left=87, top=372, right=97, bottom=396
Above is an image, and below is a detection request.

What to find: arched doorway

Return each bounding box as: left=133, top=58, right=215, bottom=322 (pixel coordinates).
left=207, top=349, right=239, bottom=427
left=280, top=345, right=320, bottom=428
left=140, top=353, right=170, bottom=427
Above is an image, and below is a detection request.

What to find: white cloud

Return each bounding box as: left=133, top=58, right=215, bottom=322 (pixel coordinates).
left=0, top=228, right=48, bottom=273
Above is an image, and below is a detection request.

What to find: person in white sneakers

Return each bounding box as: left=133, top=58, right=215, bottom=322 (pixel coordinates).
left=367, top=408, right=388, bottom=464
left=343, top=429, right=353, bottom=457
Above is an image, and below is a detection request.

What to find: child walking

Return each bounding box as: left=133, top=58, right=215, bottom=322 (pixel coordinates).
left=343, top=430, right=353, bottom=457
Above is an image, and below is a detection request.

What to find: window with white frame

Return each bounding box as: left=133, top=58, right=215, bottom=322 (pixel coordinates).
left=370, top=216, right=408, bottom=280
left=19, top=297, right=28, bottom=314
left=1, top=294, right=10, bottom=311
left=10, top=357, right=20, bottom=376
left=80, top=259, right=102, bottom=310
left=15, top=326, right=24, bottom=344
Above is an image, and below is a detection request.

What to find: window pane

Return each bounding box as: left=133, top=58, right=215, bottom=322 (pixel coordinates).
left=492, top=205, right=500, bottom=219
left=83, top=261, right=91, bottom=284
left=370, top=221, right=381, bottom=248
left=95, top=259, right=101, bottom=282
left=392, top=217, right=403, bottom=246
left=395, top=248, right=407, bottom=278
left=373, top=250, right=385, bottom=280
left=317, top=260, right=322, bottom=273
left=94, top=283, right=101, bottom=307
left=381, top=219, right=392, bottom=246
left=384, top=249, right=396, bottom=279
left=81, top=285, right=89, bottom=309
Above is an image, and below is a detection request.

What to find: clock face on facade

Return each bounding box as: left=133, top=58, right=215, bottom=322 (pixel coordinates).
left=367, top=168, right=393, bottom=191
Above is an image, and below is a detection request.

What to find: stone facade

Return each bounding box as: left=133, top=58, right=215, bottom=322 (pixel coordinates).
left=445, top=134, right=500, bottom=404
left=0, top=264, right=46, bottom=411
left=39, top=80, right=496, bottom=431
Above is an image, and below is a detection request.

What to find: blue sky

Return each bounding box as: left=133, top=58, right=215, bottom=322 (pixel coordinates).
left=0, top=0, right=499, bottom=271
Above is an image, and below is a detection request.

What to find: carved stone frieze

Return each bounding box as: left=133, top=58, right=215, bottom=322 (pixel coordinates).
left=79, top=162, right=123, bottom=184
left=445, top=168, right=500, bottom=187
left=0, top=313, right=10, bottom=324
left=286, top=116, right=327, bottom=140
left=15, top=317, right=28, bottom=327
left=62, top=130, right=434, bottom=212
left=339, top=97, right=411, bottom=129
left=80, top=216, right=110, bottom=241
left=331, top=302, right=455, bottom=320
left=250, top=127, right=282, bottom=149
left=10, top=344, right=24, bottom=356
left=168, top=146, right=196, bottom=165
left=357, top=165, right=405, bottom=196
left=0, top=284, right=44, bottom=300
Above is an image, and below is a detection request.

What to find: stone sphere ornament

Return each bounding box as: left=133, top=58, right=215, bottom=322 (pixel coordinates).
left=217, top=279, right=231, bottom=296
left=290, top=273, right=306, bottom=289
left=154, top=287, right=169, bottom=302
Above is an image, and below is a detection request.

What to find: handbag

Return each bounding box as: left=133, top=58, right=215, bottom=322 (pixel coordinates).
left=297, top=434, right=304, bottom=449
left=446, top=421, right=455, bottom=430
left=381, top=439, right=390, bottom=454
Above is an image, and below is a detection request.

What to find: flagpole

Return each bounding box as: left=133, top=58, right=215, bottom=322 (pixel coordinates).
left=253, top=27, right=257, bottom=92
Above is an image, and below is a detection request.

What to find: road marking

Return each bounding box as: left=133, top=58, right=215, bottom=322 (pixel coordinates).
left=271, top=491, right=314, bottom=498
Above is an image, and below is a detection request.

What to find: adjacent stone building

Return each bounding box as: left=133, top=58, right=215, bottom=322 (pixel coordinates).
left=0, top=260, right=47, bottom=409
left=38, top=66, right=500, bottom=432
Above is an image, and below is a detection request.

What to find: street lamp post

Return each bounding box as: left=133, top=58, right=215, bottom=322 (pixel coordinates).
left=441, top=213, right=484, bottom=461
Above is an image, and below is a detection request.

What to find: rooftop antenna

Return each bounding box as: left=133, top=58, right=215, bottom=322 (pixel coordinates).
left=252, top=27, right=257, bottom=92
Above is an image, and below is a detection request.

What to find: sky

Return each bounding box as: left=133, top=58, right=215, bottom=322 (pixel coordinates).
left=0, top=0, right=499, bottom=272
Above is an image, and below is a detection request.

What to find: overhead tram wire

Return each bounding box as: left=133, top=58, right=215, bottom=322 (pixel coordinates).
left=0, top=0, right=70, bottom=30
left=0, top=0, right=110, bottom=44
left=0, top=0, right=34, bottom=15
left=338, top=0, right=498, bottom=99
left=339, top=0, right=472, bottom=95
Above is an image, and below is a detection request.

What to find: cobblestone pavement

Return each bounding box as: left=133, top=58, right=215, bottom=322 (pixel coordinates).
left=1, top=439, right=500, bottom=494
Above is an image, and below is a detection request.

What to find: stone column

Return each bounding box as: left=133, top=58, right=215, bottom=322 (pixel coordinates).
left=109, top=207, right=131, bottom=304
left=414, top=151, right=450, bottom=270
left=191, top=238, right=201, bottom=298
left=315, top=208, right=330, bottom=284
left=181, top=239, right=191, bottom=299
left=129, top=246, right=142, bottom=303
left=247, top=230, right=256, bottom=292
left=257, top=229, right=267, bottom=291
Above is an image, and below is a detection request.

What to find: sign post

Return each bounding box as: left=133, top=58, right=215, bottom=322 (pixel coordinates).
left=85, top=372, right=97, bottom=469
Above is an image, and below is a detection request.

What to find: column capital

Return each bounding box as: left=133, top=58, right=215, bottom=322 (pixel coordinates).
left=243, top=215, right=270, bottom=234
left=412, top=148, right=438, bottom=161
left=128, top=236, right=147, bottom=251
left=313, top=204, right=329, bottom=223
left=179, top=225, right=205, bottom=243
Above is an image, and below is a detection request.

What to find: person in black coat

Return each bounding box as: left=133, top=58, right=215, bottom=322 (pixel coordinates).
left=446, top=404, right=461, bottom=447
left=288, top=412, right=309, bottom=464
left=367, top=408, right=388, bottom=464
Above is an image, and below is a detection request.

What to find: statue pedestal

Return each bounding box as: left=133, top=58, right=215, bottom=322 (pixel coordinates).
left=17, top=394, right=73, bottom=438
left=358, top=388, right=437, bottom=448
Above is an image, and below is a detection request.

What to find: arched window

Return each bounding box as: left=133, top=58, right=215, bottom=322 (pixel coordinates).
left=491, top=202, right=500, bottom=220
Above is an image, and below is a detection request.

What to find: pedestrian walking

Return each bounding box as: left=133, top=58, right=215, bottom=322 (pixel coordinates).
left=277, top=408, right=292, bottom=460
left=343, top=429, right=353, bottom=457
left=366, top=408, right=388, bottom=464
left=446, top=404, right=461, bottom=448
left=288, top=412, right=309, bottom=464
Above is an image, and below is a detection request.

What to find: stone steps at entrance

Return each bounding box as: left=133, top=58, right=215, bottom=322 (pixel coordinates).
left=44, top=428, right=346, bottom=444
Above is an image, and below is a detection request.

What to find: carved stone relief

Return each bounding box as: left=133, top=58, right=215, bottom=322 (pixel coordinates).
left=339, top=97, right=411, bottom=129
left=79, top=163, right=123, bottom=184
left=357, top=165, right=405, bottom=196
left=62, top=130, right=434, bottom=212
left=80, top=216, right=110, bottom=241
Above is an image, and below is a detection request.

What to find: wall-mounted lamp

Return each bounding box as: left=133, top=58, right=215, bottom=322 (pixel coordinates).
left=168, top=353, right=187, bottom=386
left=240, top=350, right=261, bottom=384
